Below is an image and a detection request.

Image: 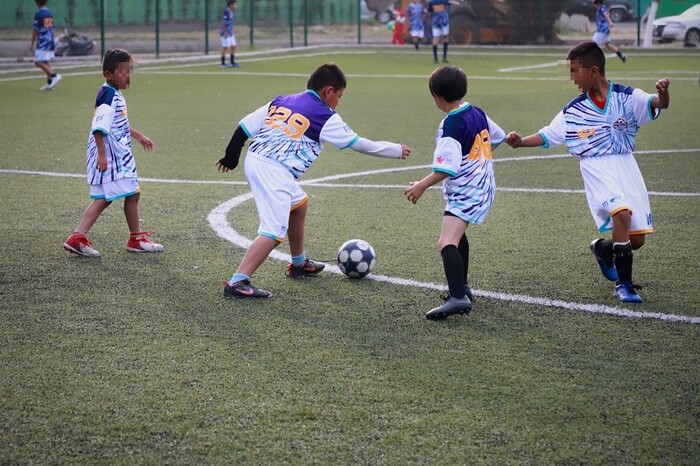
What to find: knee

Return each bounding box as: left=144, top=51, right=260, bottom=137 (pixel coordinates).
left=613, top=209, right=632, bottom=226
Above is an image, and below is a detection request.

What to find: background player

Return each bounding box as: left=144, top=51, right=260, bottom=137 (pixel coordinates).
left=30, top=0, right=61, bottom=90
left=216, top=63, right=411, bottom=299
left=220, top=0, right=240, bottom=68
left=505, top=42, right=669, bottom=303
left=593, top=0, right=627, bottom=63
left=427, top=0, right=459, bottom=64
left=407, top=0, right=426, bottom=51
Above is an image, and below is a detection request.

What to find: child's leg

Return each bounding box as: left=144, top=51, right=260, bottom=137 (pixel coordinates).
left=458, top=233, right=469, bottom=285
left=75, top=198, right=111, bottom=233
left=230, top=45, right=236, bottom=65
left=287, top=200, right=308, bottom=259
left=34, top=60, right=52, bottom=79
left=442, top=39, right=449, bottom=61
left=220, top=46, right=227, bottom=65
left=233, top=236, right=279, bottom=278
left=611, top=210, right=633, bottom=283
left=438, top=215, right=469, bottom=299
left=630, top=233, right=645, bottom=250
left=123, top=192, right=141, bottom=233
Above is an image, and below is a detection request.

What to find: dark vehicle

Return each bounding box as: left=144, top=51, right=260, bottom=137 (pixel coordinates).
left=565, top=0, right=636, bottom=23
left=55, top=27, right=96, bottom=57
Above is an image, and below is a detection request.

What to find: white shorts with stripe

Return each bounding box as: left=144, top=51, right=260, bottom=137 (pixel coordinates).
left=89, top=177, right=140, bottom=202
left=220, top=35, right=237, bottom=48
left=579, top=153, right=653, bottom=234
left=432, top=25, right=449, bottom=39
left=244, top=151, right=308, bottom=242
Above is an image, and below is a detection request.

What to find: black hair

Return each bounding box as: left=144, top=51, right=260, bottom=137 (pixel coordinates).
left=102, top=48, right=132, bottom=73
left=35, top=0, right=48, bottom=6
left=593, top=0, right=604, bottom=5
left=227, top=0, right=237, bottom=5
left=428, top=65, right=467, bottom=102
left=567, top=41, right=606, bottom=75
left=306, top=63, right=347, bottom=92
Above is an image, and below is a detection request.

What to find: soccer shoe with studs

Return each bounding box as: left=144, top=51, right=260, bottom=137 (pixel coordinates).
left=440, top=285, right=475, bottom=304
left=126, top=231, right=164, bottom=253
left=223, top=280, right=272, bottom=299
left=285, top=259, right=326, bottom=278
left=590, top=239, right=618, bottom=282
left=614, top=281, right=643, bottom=303
left=426, top=296, right=472, bottom=321
left=63, top=232, right=100, bottom=257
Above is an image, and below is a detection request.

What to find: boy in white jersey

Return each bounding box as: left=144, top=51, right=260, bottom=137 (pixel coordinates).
left=64, top=49, right=163, bottom=258
left=405, top=65, right=505, bottom=320
left=216, top=63, right=411, bottom=299
left=505, top=42, right=670, bottom=303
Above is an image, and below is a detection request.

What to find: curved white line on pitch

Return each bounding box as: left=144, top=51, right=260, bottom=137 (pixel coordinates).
left=207, top=191, right=700, bottom=324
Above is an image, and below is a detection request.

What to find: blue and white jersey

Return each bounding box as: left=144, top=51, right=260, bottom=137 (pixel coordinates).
left=595, top=5, right=610, bottom=33
left=538, top=82, right=659, bottom=158
left=433, top=103, right=505, bottom=224
left=407, top=3, right=425, bottom=31
left=220, top=7, right=234, bottom=37
left=32, top=7, right=55, bottom=51
left=428, top=0, right=451, bottom=28
left=86, top=84, right=136, bottom=185
left=241, top=90, right=360, bottom=179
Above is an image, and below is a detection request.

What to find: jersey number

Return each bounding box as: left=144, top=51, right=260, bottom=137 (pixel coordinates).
left=266, top=105, right=310, bottom=140
left=467, top=129, right=493, bottom=163
left=43, top=18, right=54, bottom=28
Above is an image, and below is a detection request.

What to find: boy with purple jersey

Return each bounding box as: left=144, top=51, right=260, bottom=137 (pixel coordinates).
left=216, top=63, right=411, bottom=299
left=407, top=0, right=426, bottom=51
left=31, top=0, right=61, bottom=90
left=220, top=0, right=240, bottom=68
left=505, top=42, right=670, bottom=303
left=405, top=65, right=505, bottom=320
left=427, top=0, right=459, bottom=64
left=593, top=0, right=626, bottom=63
left=64, top=49, right=163, bottom=258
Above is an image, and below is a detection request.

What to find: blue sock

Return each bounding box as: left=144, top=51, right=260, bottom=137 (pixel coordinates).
left=291, top=253, right=306, bottom=266
left=229, top=273, right=250, bottom=285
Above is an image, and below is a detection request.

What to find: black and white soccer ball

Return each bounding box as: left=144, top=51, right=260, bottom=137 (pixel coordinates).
left=337, top=239, right=376, bottom=279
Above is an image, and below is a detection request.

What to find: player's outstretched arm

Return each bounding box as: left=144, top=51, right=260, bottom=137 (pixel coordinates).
left=351, top=137, right=410, bottom=160
left=653, top=78, right=670, bottom=110
left=217, top=125, right=248, bottom=173
left=131, top=128, right=155, bottom=152
left=505, top=131, right=544, bottom=149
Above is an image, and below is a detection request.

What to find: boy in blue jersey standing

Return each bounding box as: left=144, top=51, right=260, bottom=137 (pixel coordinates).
left=216, top=63, right=411, bottom=299
left=593, top=0, right=626, bottom=63
left=505, top=42, right=670, bottom=303
left=407, top=0, right=426, bottom=51
left=427, top=0, right=459, bottom=64
left=30, top=0, right=61, bottom=90
left=220, top=0, right=240, bottom=68
left=64, top=49, right=163, bottom=258
left=404, top=65, right=506, bottom=320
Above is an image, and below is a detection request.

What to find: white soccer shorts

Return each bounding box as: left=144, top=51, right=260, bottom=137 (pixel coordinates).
left=89, top=177, right=140, bottom=202
left=220, top=35, right=237, bottom=48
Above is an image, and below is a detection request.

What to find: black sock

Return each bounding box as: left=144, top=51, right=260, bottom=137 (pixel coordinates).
left=221, top=56, right=226, bottom=65
left=414, top=42, right=419, bottom=50
left=50, top=73, right=57, bottom=78
left=595, top=238, right=614, bottom=260
left=230, top=54, right=235, bottom=64
left=617, top=51, right=624, bottom=58
left=443, top=42, right=449, bottom=60
left=441, top=245, right=465, bottom=299
left=458, top=234, right=470, bottom=285
left=433, top=45, right=438, bottom=61
left=613, top=241, right=633, bottom=284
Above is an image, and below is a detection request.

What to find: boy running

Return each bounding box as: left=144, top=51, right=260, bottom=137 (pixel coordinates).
left=31, top=0, right=61, bottom=90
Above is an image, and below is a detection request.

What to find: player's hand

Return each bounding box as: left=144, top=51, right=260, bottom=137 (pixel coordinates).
left=404, top=181, right=423, bottom=204
left=216, top=161, right=231, bottom=173
left=137, top=136, right=155, bottom=152
left=505, top=131, right=522, bottom=148
left=656, top=78, right=670, bottom=94
left=96, top=155, right=108, bottom=172
left=400, top=144, right=411, bottom=159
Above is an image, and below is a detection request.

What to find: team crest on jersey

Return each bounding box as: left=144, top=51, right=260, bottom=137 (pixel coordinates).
left=577, top=128, right=596, bottom=139
left=436, top=155, right=452, bottom=165
left=612, top=117, right=628, bottom=132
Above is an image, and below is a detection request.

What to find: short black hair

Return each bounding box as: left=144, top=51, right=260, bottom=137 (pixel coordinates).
left=428, top=65, right=467, bottom=102
left=35, top=0, right=48, bottom=6
left=567, top=41, right=606, bottom=75
left=306, top=63, right=347, bottom=92
left=593, top=0, right=604, bottom=5
left=227, top=0, right=237, bottom=5
left=102, top=48, right=132, bottom=73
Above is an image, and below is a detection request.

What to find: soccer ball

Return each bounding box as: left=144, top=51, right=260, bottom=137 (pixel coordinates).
left=337, top=239, right=376, bottom=279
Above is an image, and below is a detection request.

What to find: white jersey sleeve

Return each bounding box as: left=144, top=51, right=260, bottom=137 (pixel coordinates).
left=432, top=137, right=462, bottom=176
left=486, top=115, right=506, bottom=149
left=91, top=103, right=115, bottom=135
left=631, top=88, right=660, bottom=126
left=239, top=102, right=272, bottom=138
left=318, top=113, right=359, bottom=149
left=538, top=110, right=566, bottom=148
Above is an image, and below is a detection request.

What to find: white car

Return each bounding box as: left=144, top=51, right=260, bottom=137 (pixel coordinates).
left=653, top=4, right=700, bottom=45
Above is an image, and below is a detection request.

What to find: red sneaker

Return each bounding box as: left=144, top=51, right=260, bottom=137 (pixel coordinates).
left=126, top=231, right=164, bottom=253
left=63, top=232, right=100, bottom=257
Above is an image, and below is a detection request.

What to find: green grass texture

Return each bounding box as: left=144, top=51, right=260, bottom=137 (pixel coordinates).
left=1, top=46, right=699, bottom=464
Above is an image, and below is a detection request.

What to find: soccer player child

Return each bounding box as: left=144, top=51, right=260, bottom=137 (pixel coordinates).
left=407, top=0, right=426, bottom=51
left=427, top=0, right=459, bottom=64
left=31, top=0, right=61, bottom=90
left=404, top=65, right=505, bottom=320
left=505, top=41, right=670, bottom=303
left=220, top=0, right=240, bottom=68
left=63, top=48, right=163, bottom=258
left=593, top=0, right=627, bottom=63
left=216, top=63, right=411, bottom=299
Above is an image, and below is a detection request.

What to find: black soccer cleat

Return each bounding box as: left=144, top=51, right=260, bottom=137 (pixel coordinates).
left=426, top=296, right=472, bottom=320
left=223, top=280, right=272, bottom=299
left=285, top=259, right=326, bottom=278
